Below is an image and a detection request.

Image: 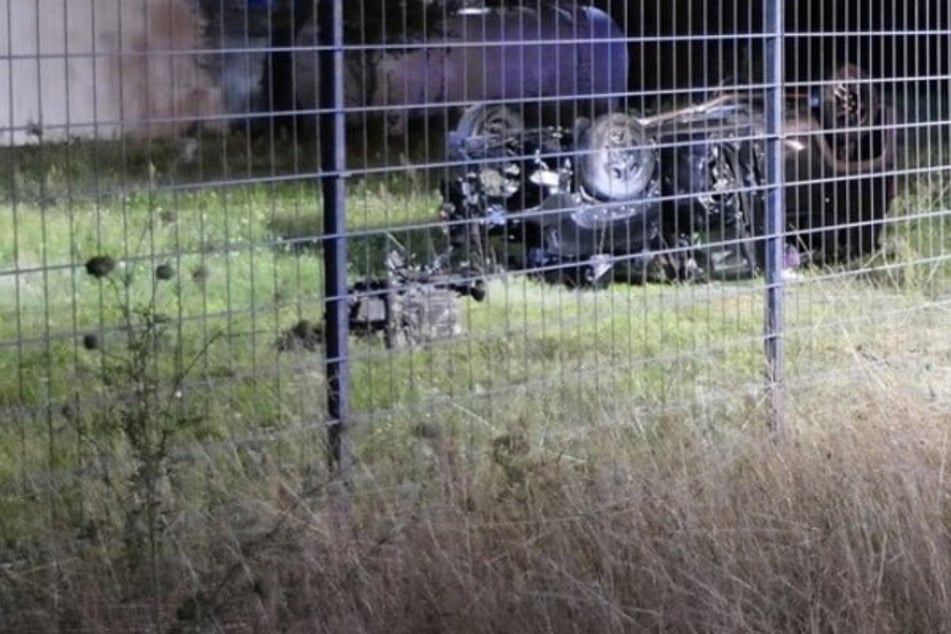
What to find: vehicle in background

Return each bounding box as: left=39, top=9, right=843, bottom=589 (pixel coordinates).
left=198, top=3, right=628, bottom=138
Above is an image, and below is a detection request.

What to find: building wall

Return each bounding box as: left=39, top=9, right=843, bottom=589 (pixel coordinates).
left=0, top=0, right=226, bottom=146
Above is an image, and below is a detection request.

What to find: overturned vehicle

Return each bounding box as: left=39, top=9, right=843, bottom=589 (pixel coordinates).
left=435, top=64, right=899, bottom=287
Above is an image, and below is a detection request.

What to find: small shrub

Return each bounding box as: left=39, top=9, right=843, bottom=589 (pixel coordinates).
left=79, top=250, right=220, bottom=589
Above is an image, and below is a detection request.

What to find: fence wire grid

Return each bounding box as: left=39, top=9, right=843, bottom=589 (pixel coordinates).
left=2, top=0, right=951, bottom=632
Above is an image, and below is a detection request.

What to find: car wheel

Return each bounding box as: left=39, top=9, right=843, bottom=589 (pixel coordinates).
left=819, top=64, right=880, bottom=137
left=455, top=103, right=525, bottom=139
left=576, top=113, right=656, bottom=202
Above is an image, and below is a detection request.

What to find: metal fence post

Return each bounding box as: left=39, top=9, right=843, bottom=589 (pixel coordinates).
left=318, top=0, right=352, bottom=478
left=764, top=0, right=786, bottom=434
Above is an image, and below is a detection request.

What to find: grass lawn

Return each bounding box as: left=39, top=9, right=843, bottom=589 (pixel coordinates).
left=3, top=123, right=951, bottom=631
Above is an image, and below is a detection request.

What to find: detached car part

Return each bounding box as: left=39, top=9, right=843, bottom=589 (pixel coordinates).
left=347, top=242, right=486, bottom=349
left=277, top=244, right=484, bottom=352
left=437, top=63, right=898, bottom=287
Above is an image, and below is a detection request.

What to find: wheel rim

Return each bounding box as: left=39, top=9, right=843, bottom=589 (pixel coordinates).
left=455, top=103, right=525, bottom=139
left=820, top=64, right=880, bottom=135
left=577, top=113, right=656, bottom=202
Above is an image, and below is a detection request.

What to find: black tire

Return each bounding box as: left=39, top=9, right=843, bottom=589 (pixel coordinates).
left=819, top=64, right=880, bottom=139
left=576, top=112, right=656, bottom=202
left=454, top=103, right=525, bottom=139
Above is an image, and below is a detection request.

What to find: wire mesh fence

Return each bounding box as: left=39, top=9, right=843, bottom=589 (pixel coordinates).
left=2, top=0, right=951, bottom=631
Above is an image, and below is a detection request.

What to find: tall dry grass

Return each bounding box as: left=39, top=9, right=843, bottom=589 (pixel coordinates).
left=4, top=357, right=951, bottom=634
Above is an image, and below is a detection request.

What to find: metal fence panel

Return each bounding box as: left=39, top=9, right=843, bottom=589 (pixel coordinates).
left=1, top=0, right=947, bottom=631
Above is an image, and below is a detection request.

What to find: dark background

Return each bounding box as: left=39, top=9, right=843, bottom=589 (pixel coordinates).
left=602, top=0, right=950, bottom=91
